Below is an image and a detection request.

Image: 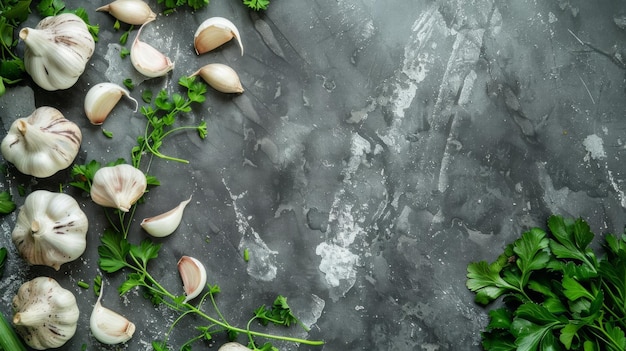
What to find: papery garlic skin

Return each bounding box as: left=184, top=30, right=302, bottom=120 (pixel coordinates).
left=13, top=277, right=79, bottom=350
left=131, top=22, right=175, bottom=77
left=1, top=106, right=82, bottom=178
left=90, top=164, right=147, bottom=212
left=19, top=13, right=95, bottom=91
left=85, top=82, right=139, bottom=125
left=97, top=0, right=157, bottom=25
left=178, top=256, right=207, bottom=303
left=141, top=196, right=192, bottom=237
left=12, top=190, right=88, bottom=271
left=191, top=64, right=244, bottom=94
left=194, top=17, right=244, bottom=55
left=90, top=285, right=136, bottom=345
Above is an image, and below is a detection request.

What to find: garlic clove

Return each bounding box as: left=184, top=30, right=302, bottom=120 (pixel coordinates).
left=84, top=82, right=139, bottom=125
left=90, top=164, right=147, bottom=212
left=178, top=256, right=207, bottom=303
left=218, top=342, right=251, bottom=351
left=194, top=17, right=244, bottom=56
left=141, top=196, right=192, bottom=237
left=96, top=0, right=157, bottom=26
left=90, top=285, right=136, bottom=345
left=191, top=63, right=244, bottom=94
left=131, top=22, right=175, bottom=78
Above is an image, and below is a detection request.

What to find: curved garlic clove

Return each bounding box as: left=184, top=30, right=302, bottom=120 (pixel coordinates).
left=194, top=17, right=243, bottom=56
left=178, top=256, right=207, bottom=303
left=85, top=82, right=139, bottom=125
left=191, top=64, right=244, bottom=94
left=96, top=0, right=156, bottom=25
left=1, top=106, right=82, bottom=178
left=12, top=190, right=88, bottom=270
left=141, top=196, right=192, bottom=237
left=131, top=22, right=175, bottom=78
left=90, top=164, right=147, bottom=212
left=90, top=285, right=136, bottom=345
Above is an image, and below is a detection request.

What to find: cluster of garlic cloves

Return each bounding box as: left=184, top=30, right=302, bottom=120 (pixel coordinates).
left=194, top=17, right=244, bottom=55
left=90, top=164, right=147, bottom=212
left=178, top=256, right=207, bottom=303
left=97, top=0, right=156, bottom=25
left=141, top=196, right=192, bottom=237
left=90, top=284, right=136, bottom=345
left=131, top=20, right=175, bottom=78
left=191, top=63, right=244, bottom=94
left=84, top=82, right=139, bottom=125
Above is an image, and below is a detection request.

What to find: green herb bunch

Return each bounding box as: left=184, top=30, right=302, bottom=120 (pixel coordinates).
left=467, top=215, right=626, bottom=351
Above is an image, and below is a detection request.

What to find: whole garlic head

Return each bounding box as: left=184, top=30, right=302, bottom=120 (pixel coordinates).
left=19, top=13, right=95, bottom=91
left=0, top=106, right=82, bottom=178
left=12, top=190, right=89, bottom=270
left=12, top=277, right=80, bottom=350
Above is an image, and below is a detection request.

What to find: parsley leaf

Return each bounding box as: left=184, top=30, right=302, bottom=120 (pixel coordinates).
left=0, top=191, right=16, bottom=214
left=243, top=0, right=270, bottom=11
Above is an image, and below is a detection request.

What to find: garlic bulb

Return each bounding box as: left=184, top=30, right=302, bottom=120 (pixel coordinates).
left=90, top=285, right=136, bottom=344
left=12, top=190, right=88, bottom=270
left=194, top=17, right=244, bottom=55
left=1, top=106, right=82, bottom=178
left=178, top=256, right=207, bottom=303
left=84, top=82, right=139, bottom=125
left=19, top=13, right=95, bottom=91
left=96, top=0, right=156, bottom=25
left=131, top=22, right=175, bottom=77
left=191, top=63, right=244, bottom=94
left=90, top=164, right=147, bottom=212
left=141, top=196, right=192, bottom=237
left=12, top=277, right=79, bottom=350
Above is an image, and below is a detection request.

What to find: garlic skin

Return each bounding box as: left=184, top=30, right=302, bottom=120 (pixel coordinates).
left=178, top=256, right=207, bottom=303
left=131, top=22, right=175, bottom=77
left=85, top=82, right=139, bottom=125
left=12, top=190, right=88, bottom=270
left=96, top=0, right=157, bottom=25
left=141, top=196, right=192, bottom=237
left=19, top=13, right=95, bottom=91
left=90, top=164, right=147, bottom=212
left=219, top=342, right=250, bottom=351
left=12, top=277, right=79, bottom=350
left=1, top=106, right=82, bottom=178
left=191, top=64, right=244, bottom=94
left=194, top=17, right=244, bottom=55
left=90, top=285, right=136, bottom=344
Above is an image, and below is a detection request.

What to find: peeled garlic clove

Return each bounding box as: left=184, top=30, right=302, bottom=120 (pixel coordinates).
left=178, top=256, right=207, bottom=303
left=90, top=285, right=136, bottom=345
left=141, top=196, right=192, bottom=237
left=90, top=164, right=147, bottom=212
left=96, top=0, right=156, bottom=25
left=191, top=63, right=244, bottom=94
left=194, top=17, right=243, bottom=55
left=85, top=82, right=139, bottom=125
left=131, top=22, right=174, bottom=78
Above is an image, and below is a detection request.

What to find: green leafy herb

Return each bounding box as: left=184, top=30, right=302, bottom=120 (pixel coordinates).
left=93, top=274, right=102, bottom=297
left=156, top=0, right=209, bottom=14
left=123, top=78, right=134, bottom=90
left=0, top=0, right=32, bottom=96
left=36, top=0, right=65, bottom=16
left=102, top=129, right=114, bottom=138
left=0, top=247, right=7, bottom=278
left=120, top=47, right=130, bottom=59
left=243, top=0, right=270, bottom=11
left=119, top=25, right=133, bottom=45
left=0, top=191, right=15, bottom=214
left=467, top=215, right=626, bottom=351
left=77, top=280, right=89, bottom=289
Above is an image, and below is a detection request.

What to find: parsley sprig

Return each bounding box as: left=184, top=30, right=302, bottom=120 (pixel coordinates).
left=467, top=215, right=626, bottom=351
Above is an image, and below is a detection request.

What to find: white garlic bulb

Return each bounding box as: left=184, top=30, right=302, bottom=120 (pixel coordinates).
left=194, top=17, right=244, bottom=55
left=90, top=285, right=136, bottom=344
left=131, top=22, right=175, bottom=78
left=19, top=13, right=95, bottom=91
left=1, top=106, right=82, bottom=178
left=84, top=82, right=139, bottom=125
left=12, top=277, right=79, bottom=350
left=12, top=190, right=88, bottom=270
left=90, top=164, right=147, bottom=212
left=191, top=63, right=244, bottom=94
left=178, top=256, right=207, bottom=303
left=96, top=0, right=157, bottom=25
left=141, top=196, right=192, bottom=237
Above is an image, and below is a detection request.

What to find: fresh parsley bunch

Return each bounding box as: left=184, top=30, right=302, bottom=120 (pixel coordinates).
left=467, top=215, right=626, bottom=351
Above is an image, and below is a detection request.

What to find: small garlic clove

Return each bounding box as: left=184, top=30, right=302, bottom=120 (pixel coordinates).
left=131, top=22, right=174, bottom=78
left=96, top=0, right=157, bottom=25
left=90, top=285, right=136, bottom=345
left=178, top=256, right=207, bottom=303
left=194, top=17, right=243, bottom=56
left=84, top=82, right=139, bottom=125
left=141, top=196, right=192, bottom=237
left=191, top=63, right=244, bottom=94
left=90, top=164, right=147, bottom=212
